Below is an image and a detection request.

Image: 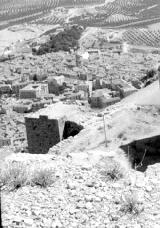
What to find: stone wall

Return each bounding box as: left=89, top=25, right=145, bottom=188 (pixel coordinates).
left=25, top=115, right=66, bottom=154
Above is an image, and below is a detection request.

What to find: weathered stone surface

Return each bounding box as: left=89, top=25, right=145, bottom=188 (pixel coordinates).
left=25, top=115, right=66, bottom=154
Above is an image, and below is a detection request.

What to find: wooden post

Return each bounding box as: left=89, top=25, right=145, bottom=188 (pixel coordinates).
left=103, top=114, right=107, bottom=146
left=158, top=66, right=160, bottom=89
left=0, top=185, right=2, bottom=228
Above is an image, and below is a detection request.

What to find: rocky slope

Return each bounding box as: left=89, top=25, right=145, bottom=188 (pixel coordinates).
left=2, top=91, right=160, bottom=227
left=1, top=144, right=160, bottom=228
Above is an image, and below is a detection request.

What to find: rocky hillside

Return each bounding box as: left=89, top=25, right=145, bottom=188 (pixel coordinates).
left=2, top=84, right=160, bottom=227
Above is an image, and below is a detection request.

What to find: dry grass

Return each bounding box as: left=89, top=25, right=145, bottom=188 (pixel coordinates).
left=0, top=161, right=57, bottom=190
left=97, top=156, right=126, bottom=182
left=0, top=161, right=28, bottom=190
left=117, top=132, right=125, bottom=139
left=120, top=191, right=144, bottom=216
left=31, top=167, right=56, bottom=188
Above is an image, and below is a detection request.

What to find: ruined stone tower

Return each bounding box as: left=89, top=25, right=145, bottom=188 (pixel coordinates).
left=25, top=115, right=66, bottom=154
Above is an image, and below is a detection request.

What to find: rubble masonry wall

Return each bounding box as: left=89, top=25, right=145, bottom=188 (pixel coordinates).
left=25, top=115, right=66, bottom=154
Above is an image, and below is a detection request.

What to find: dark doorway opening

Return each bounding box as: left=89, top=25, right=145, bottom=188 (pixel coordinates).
left=120, top=135, right=160, bottom=172
left=33, top=74, right=37, bottom=81
left=63, top=121, right=83, bottom=139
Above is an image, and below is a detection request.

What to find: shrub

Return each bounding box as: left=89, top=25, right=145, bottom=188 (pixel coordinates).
left=117, top=132, right=125, bottom=139
left=120, top=192, right=144, bottom=216
left=97, top=157, right=125, bottom=182
left=0, top=161, right=57, bottom=190
left=0, top=161, right=28, bottom=191
left=31, top=167, right=56, bottom=188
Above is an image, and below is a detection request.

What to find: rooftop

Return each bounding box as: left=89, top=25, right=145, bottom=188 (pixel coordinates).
left=21, top=83, right=47, bottom=91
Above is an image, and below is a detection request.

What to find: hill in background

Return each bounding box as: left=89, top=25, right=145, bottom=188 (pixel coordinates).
left=1, top=0, right=160, bottom=48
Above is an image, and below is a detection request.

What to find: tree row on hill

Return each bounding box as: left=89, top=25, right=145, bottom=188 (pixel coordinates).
left=32, top=25, right=84, bottom=55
